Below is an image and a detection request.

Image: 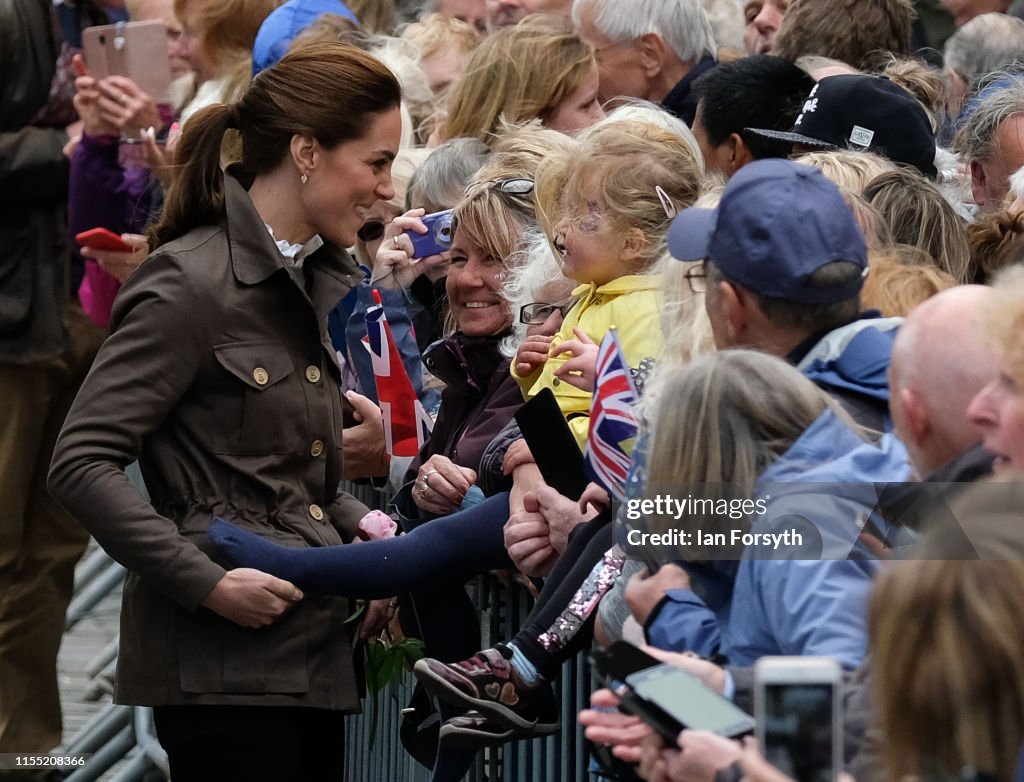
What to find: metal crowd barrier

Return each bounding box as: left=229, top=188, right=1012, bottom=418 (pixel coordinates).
left=62, top=478, right=594, bottom=781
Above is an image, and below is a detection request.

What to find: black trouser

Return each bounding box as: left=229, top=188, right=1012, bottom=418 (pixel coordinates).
left=513, top=511, right=614, bottom=679
left=153, top=704, right=346, bottom=782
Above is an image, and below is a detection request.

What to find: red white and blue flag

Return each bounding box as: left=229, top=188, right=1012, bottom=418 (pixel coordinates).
left=585, top=328, right=639, bottom=501
left=364, top=290, right=433, bottom=457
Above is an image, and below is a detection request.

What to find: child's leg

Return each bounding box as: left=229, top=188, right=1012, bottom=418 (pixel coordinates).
left=208, top=492, right=512, bottom=598
left=414, top=513, right=623, bottom=732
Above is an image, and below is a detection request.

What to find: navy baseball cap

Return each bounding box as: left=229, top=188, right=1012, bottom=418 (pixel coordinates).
left=668, top=159, right=868, bottom=304
left=744, top=75, right=937, bottom=179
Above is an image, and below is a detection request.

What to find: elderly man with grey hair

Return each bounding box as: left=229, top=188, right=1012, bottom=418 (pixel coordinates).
left=571, top=0, right=717, bottom=124
left=944, top=13, right=1024, bottom=118
left=955, top=71, right=1024, bottom=213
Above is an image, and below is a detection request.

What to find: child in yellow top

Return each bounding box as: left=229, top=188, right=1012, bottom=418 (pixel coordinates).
left=511, top=120, right=703, bottom=450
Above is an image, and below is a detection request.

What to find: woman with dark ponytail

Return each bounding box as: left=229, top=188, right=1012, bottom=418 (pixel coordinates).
left=49, top=41, right=402, bottom=781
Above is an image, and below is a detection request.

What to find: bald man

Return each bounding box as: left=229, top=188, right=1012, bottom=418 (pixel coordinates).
left=888, top=285, right=997, bottom=480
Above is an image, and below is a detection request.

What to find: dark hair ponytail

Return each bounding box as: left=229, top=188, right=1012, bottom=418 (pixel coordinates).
left=149, top=104, right=234, bottom=249
left=150, top=42, right=402, bottom=249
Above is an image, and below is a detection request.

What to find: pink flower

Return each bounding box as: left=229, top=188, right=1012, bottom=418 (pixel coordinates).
left=358, top=510, right=398, bottom=540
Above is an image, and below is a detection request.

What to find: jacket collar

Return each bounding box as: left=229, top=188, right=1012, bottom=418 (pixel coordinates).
left=424, top=332, right=509, bottom=395
left=570, top=273, right=662, bottom=299
left=222, top=173, right=363, bottom=318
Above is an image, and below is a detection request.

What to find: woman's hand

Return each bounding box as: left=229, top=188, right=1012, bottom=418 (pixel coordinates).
left=81, top=233, right=149, bottom=283
left=72, top=54, right=119, bottom=138
left=341, top=391, right=389, bottom=480
left=504, top=491, right=558, bottom=576
left=413, top=454, right=476, bottom=515
left=551, top=328, right=599, bottom=392
left=638, top=729, right=742, bottom=782
left=535, top=483, right=592, bottom=553
left=640, top=645, right=727, bottom=694
left=579, top=687, right=653, bottom=764
left=371, top=209, right=446, bottom=289
left=201, top=568, right=303, bottom=628
left=97, top=75, right=162, bottom=136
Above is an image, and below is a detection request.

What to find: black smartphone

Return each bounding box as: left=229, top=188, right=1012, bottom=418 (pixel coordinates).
left=514, top=387, right=589, bottom=499
left=625, top=664, right=756, bottom=742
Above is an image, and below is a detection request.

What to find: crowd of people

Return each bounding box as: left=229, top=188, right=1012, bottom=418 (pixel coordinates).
left=5, top=0, right=1024, bottom=780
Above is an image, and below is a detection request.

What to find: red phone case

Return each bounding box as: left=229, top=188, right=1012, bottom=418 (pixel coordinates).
left=75, top=228, right=131, bottom=253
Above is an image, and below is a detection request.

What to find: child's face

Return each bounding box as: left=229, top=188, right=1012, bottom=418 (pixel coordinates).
left=555, top=183, right=626, bottom=286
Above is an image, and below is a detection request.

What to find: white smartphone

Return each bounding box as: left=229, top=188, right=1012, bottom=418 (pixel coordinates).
left=754, top=657, right=843, bottom=782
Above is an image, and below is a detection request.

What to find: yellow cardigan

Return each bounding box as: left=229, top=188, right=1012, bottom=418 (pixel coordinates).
left=512, top=273, right=663, bottom=450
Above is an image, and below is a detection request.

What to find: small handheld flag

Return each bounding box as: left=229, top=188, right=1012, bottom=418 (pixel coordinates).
left=363, top=290, right=433, bottom=456
left=584, top=328, right=639, bottom=501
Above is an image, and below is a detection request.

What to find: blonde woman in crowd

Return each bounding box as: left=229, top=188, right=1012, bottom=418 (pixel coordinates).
left=439, top=14, right=604, bottom=142
left=863, top=168, right=973, bottom=284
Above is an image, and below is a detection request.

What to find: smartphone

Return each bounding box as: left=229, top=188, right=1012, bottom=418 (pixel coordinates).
left=82, top=20, right=172, bottom=105
left=514, top=387, right=588, bottom=500
left=755, top=657, right=843, bottom=782
left=75, top=228, right=132, bottom=253
left=405, top=209, right=454, bottom=259
left=625, top=664, right=756, bottom=742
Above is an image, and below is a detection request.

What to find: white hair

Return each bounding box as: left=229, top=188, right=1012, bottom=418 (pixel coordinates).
left=699, top=0, right=743, bottom=51
left=571, top=0, right=716, bottom=64
left=596, top=99, right=705, bottom=172
left=499, top=227, right=575, bottom=358
left=366, top=36, right=434, bottom=148
left=944, top=13, right=1024, bottom=87
left=1010, top=163, right=1024, bottom=203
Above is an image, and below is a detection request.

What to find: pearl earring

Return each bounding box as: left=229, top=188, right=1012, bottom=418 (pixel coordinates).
left=300, top=171, right=309, bottom=185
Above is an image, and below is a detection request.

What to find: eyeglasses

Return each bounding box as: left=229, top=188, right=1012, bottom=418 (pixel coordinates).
left=684, top=260, right=707, bottom=294
left=357, top=220, right=386, bottom=243
left=519, top=301, right=571, bottom=325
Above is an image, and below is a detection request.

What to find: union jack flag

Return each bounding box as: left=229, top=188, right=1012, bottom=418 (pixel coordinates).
left=585, top=328, right=639, bottom=501
left=364, top=290, right=433, bottom=457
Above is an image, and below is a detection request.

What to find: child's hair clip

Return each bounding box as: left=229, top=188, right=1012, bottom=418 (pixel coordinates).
left=655, top=186, right=677, bottom=219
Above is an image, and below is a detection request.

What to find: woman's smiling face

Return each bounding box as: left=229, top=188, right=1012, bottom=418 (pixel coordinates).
left=446, top=228, right=512, bottom=336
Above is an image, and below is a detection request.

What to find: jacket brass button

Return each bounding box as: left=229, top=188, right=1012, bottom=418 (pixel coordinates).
left=309, top=504, right=325, bottom=521
left=253, top=367, right=269, bottom=385
left=305, top=366, right=321, bottom=383
left=552, top=377, right=560, bottom=386
left=310, top=440, right=324, bottom=457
